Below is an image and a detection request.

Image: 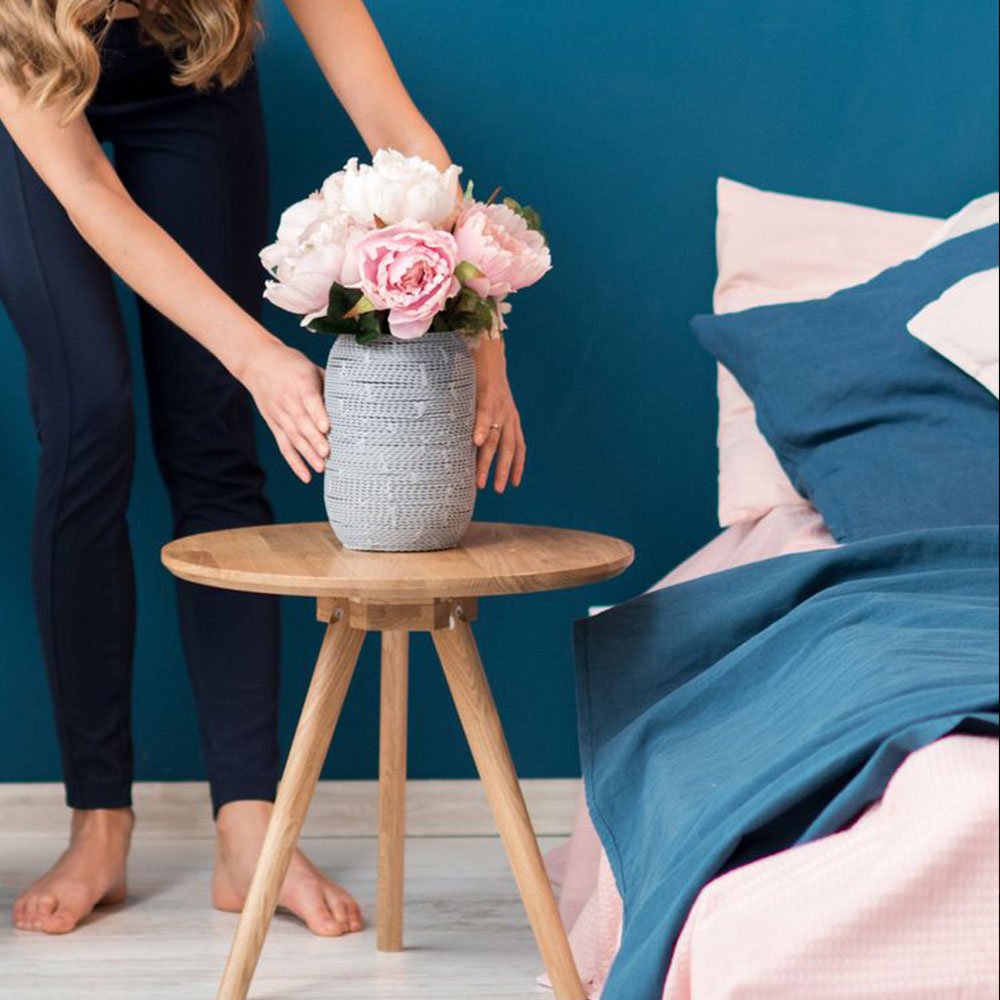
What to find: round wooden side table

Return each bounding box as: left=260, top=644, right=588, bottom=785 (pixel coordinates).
left=162, top=521, right=633, bottom=1000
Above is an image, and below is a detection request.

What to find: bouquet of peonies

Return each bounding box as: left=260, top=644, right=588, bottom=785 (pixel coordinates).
left=260, top=150, right=552, bottom=342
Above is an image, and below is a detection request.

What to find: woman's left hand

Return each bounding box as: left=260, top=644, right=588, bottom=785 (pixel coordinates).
left=472, top=337, right=526, bottom=493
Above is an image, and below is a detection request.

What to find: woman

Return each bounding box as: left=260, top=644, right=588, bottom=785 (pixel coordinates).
left=0, top=0, right=526, bottom=936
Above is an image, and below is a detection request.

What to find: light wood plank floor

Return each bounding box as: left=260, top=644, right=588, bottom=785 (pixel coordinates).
left=0, top=832, right=560, bottom=999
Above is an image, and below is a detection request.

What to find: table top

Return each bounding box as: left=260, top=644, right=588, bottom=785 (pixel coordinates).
left=161, top=522, right=633, bottom=601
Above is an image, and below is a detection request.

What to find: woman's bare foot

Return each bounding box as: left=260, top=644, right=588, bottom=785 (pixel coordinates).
left=12, top=808, right=133, bottom=934
left=212, top=800, right=363, bottom=937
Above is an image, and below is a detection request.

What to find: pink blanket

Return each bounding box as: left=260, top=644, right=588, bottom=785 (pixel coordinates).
left=548, top=505, right=1000, bottom=998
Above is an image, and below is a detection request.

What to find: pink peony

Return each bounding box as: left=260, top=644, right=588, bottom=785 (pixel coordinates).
left=355, top=222, right=460, bottom=339
left=453, top=202, right=551, bottom=299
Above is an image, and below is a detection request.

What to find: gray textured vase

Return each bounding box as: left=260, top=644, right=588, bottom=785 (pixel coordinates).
left=324, top=331, right=477, bottom=551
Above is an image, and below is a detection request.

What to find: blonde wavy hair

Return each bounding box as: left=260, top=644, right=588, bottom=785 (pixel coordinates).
left=0, top=1, right=259, bottom=121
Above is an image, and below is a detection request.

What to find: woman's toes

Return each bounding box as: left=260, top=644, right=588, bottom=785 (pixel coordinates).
left=294, top=885, right=345, bottom=937
left=324, top=887, right=363, bottom=934
left=41, top=905, right=78, bottom=935
left=330, top=896, right=350, bottom=928
left=33, top=894, right=57, bottom=930
left=311, top=912, right=345, bottom=937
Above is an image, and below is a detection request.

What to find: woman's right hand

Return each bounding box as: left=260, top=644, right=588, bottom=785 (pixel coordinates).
left=238, top=338, right=330, bottom=483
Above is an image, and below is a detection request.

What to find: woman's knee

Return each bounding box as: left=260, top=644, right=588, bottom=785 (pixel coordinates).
left=34, top=378, right=136, bottom=500
left=160, top=439, right=272, bottom=536
left=151, top=391, right=272, bottom=534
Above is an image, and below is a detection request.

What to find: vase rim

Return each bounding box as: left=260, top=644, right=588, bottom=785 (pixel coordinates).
left=337, top=330, right=468, bottom=346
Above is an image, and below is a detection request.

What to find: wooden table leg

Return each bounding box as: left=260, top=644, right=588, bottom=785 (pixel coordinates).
left=217, top=616, right=367, bottom=1000
left=377, top=629, right=409, bottom=952
left=432, top=619, right=585, bottom=1000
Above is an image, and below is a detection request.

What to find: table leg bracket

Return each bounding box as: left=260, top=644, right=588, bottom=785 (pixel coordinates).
left=316, top=597, right=478, bottom=631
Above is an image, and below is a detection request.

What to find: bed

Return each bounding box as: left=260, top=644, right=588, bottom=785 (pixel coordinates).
left=547, top=182, right=1000, bottom=999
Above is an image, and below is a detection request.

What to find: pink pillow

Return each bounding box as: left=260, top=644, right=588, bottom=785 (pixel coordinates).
left=713, top=178, right=940, bottom=525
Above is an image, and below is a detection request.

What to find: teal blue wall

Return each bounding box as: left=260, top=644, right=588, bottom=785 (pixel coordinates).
left=1, top=1, right=997, bottom=785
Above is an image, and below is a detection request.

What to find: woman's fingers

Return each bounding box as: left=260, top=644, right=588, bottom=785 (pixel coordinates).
left=511, top=426, right=527, bottom=487
left=473, top=409, right=496, bottom=448
left=289, top=428, right=326, bottom=473
left=291, top=412, right=328, bottom=471
left=304, top=395, right=330, bottom=439
left=242, top=344, right=333, bottom=483
left=291, top=382, right=330, bottom=456
left=493, top=423, right=518, bottom=493
left=474, top=395, right=526, bottom=492
left=305, top=387, right=331, bottom=438
left=278, top=396, right=329, bottom=472
left=272, top=425, right=312, bottom=483
left=476, top=422, right=501, bottom=489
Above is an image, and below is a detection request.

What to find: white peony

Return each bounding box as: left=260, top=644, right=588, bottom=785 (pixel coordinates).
left=295, top=216, right=364, bottom=284
left=339, top=149, right=461, bottom=228
left=320, top=170, right=346, bottom=216
left=259, top=192, right=326, bottom=275
left=262, top=212, right=366, bottom=323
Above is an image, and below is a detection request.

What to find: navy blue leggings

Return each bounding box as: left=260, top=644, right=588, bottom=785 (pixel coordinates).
left=0, top=50, right=280, bottom=814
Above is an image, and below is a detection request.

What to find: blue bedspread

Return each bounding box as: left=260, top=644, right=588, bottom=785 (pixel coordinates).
left=575, top=525, right=999, bottom=1000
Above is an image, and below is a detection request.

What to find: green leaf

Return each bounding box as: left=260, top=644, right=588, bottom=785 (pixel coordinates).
left=306, top=284, right=387, bottom=336
left=307, top=315, right=358, bottom=335
left=358, top=311, right=382, bottom=336
left=328, top=283, right=363, bottom=314
left=474, top=297, right=495, bottom=330
left=343, top=294, right=376, bottom=319
left=425, top=282, right=498, bottom=336
left=456, top=286, right=483, bottom=311
left=521, top=205, right=543, bottom=231
left=502, top=197, right=546, bottom=241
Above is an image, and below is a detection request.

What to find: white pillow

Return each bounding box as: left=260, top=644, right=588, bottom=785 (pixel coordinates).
left=908, top=267, right=999, bottom=397
left=712, top=178, right=940, bottom=526
left=920, top=192, right=999, bottom=249
left=907, top=194, right=999, bottom=398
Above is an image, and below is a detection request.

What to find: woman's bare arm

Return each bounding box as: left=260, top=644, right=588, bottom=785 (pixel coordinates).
left=0, top=81, right=329, bottom=482
left=283, top=0, right=451, bottom=170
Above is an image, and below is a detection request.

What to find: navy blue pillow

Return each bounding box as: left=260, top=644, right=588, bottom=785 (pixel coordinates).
left=693, top=225, right=999, bottom=542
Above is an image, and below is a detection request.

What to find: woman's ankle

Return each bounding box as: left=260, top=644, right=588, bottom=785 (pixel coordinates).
left=215, top=799, right=274, bottom=835
left=70, top=806, right=135, bottom=840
